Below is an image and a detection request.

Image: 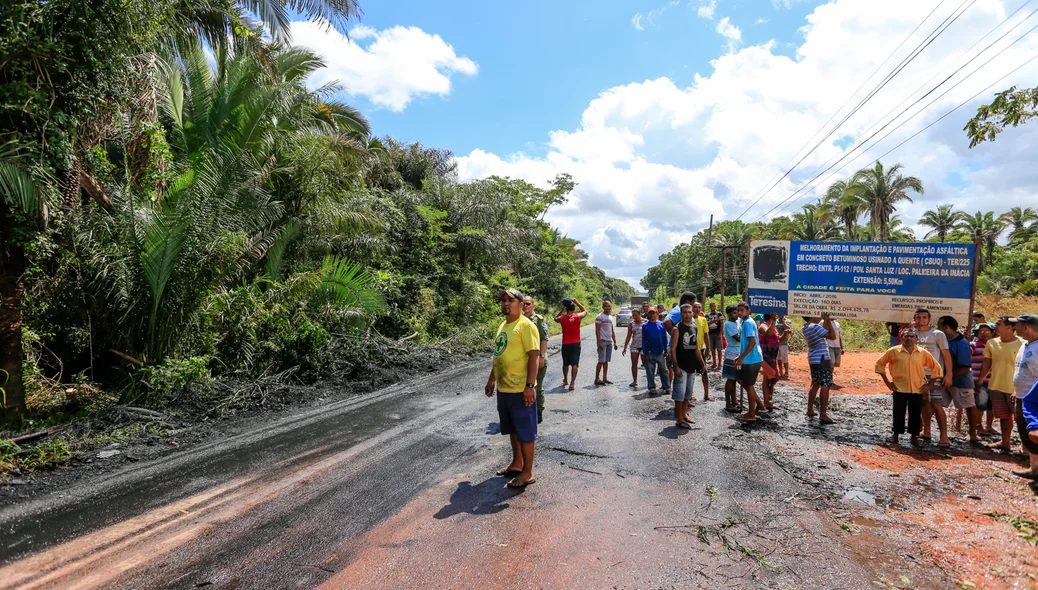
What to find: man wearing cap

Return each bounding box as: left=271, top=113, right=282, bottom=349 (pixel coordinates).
left=523, top=295, right=549, bottom=424
left=641, top=307, right=671, bottom=395
left=977, top=317, right=1023, bottom=452
left=875, top=327, right=944, bottom=447
left=486, top=288, right=540, bottom=488
left=1009, top=313, right=1038, bottom=480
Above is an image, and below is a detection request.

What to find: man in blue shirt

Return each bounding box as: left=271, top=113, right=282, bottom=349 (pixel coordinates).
left=641, top=308, right=671, bottom=396
left=723, top=305, right=742, bottom=412
left=939, top=316, right=980, bottom=446
left=734, top=301, right=764, bottom=422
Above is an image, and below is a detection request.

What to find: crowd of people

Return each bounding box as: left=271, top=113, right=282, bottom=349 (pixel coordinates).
left=485, top=288, right=1038, bottom=489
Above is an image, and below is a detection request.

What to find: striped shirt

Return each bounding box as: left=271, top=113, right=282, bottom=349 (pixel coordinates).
left=803, top=322, right=831, bottom=365
left=971, top=340, right=988, bottom=387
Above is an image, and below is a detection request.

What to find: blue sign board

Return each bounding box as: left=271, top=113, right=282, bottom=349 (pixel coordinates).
left=746, top=240, right=976, bottom=322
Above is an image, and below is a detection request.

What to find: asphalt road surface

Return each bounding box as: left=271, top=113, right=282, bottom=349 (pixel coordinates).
left=0, top=324, right=957, bottom=589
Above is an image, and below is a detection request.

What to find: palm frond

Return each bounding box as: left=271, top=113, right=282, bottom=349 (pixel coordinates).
left=318, top=255, right=387, bottom=316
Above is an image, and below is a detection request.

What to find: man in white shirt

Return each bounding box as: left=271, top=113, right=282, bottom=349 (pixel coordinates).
left=827, top=319, right=843, bottom=390
left=595, top=300, right=618, bottom=386
left=915, top=308, right=952, bottom=448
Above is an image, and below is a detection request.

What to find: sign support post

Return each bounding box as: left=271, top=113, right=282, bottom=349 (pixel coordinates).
left=966, top=236, right=981, bottom=329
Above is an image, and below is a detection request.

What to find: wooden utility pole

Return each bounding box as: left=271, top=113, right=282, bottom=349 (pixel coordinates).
left=702, top=214, right=713, bottom=305
left=966, top=237, right=981, bottom=329
left=743, top=240, right=752, bottom=302
left=719, top=248, right=727, bottom=311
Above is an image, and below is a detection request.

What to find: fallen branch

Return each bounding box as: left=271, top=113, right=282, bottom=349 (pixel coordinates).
left=9, top=430, right=50, bottom=445
left=110, top=349, right=144, bottom=367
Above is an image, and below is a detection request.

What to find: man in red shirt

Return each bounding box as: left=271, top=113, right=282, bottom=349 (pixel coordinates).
left=555, top=298, right=587, bottom=391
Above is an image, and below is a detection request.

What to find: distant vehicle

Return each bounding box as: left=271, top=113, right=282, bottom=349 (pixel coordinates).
left=630, top=295, right=650, bottom=308
left=616, top=308, right=633, bottom=327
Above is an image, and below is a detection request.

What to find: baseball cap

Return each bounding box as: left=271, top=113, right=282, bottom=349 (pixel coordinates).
left=1008, top=313, right=1038, bottom=327
left=972, top=322, right=995, bottom=335
left=499, top=288, right=524, bottom=301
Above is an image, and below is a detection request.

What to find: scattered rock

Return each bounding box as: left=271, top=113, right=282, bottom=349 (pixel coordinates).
left=97, top=450, right=122, bottom=459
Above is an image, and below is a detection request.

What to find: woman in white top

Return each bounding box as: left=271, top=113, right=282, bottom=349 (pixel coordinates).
left=623, top=308, right=645, bottom=388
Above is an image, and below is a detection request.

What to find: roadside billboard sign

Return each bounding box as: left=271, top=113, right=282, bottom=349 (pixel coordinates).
left=746, top=240, right=976, bottom=322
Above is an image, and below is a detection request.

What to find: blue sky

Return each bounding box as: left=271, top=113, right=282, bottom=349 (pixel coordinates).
left=291, top=0, right=1038, bottom=287
left=345, top=0, right=816, bottom=156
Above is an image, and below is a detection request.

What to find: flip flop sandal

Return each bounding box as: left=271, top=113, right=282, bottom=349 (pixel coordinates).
left=629, top=383, right=638, bottom=388
left=604, top=380, right=614, bottom=384
left=735, top=414, right=757, bottom=423
left=676, top=422, right=692, bottom=429
left=820, top=418, right=837, bottom=425
left=507, top=478, right=536, bottom=488
left=724, top=406, right=739, bottom=413
left=938, top=442, right=952, bottom=449
left=496, top=468, right=522, bottom=477
left=568, top=385, right=576, bottom=391
left=987, top=443, right=1011, bottom=452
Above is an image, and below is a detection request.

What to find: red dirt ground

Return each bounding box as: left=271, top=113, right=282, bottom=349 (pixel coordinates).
left=822, top=352, right=1038, bottom=589
left=785, top=351, right=886, bottom=395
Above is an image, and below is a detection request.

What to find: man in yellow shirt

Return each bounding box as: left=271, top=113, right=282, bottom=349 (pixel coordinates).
left=976, top=317, right=1024, bottom=451
left=485, top=288, right=541, bottom=488
left=875, top=327, right=944, bottom=448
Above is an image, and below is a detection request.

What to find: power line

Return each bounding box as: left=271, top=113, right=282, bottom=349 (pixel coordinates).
left=735, top=0, right=977, bottom=221
left=753, top=20, right=1038, bottom=222
left=734, top=0, right=950, bottom=216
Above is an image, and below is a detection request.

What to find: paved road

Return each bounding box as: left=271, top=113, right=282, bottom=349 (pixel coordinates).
left=0, top=324, right=952, bottom=589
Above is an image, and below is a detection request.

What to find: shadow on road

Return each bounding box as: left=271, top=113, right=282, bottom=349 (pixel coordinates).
left=658, top=425, right=694, bottom=439
left=485, top=422, right=500, bottom=435
left=433, top=478, right=519, bottom=519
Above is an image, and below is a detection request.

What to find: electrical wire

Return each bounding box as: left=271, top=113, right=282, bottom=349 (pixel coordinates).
left=733, top=0, right=949, bottom=215
left=735, top=0, right=977, bottom=221
left=755, top=21, right=1038, bottom=222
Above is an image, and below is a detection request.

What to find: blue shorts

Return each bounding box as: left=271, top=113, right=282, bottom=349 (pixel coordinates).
left=1023, top=398, right=1038, bottom=432
left=497, top=391, right=538, bottom=443
left=722, top=358, right=738, bottom=380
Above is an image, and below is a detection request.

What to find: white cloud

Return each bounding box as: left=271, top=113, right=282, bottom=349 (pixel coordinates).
left=457, top=0, right=1038, bottom=287
left=697, top=0, right=718, bottom=19
left=632, top=0, right=681, bottom=31
left=756, top=17, right=770, bottom=25
left=290, top=20, right=477, bottom=111
left=715, top=17, right=742, bottom=51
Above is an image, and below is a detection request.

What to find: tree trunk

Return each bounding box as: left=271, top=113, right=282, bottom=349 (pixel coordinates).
left=0, top=209, right=26, bottom=425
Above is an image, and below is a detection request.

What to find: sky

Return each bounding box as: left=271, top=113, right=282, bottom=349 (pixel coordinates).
left=288, top=0, right=1038, bottom=289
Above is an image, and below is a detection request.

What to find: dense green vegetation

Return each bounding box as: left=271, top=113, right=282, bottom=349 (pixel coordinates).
left=0, top=0, right=632, bottom=431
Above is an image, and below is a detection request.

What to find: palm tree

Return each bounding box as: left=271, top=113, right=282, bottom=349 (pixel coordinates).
left=779, top=203, right=842, bottom=241
left=957, top=211, right=1005, bottom=272
left=1000, top=206, right=1038, bottom=244
left=919, top=205, right=967, bottom=242
left=0, top=145, right=52, bottom=422
left=848, top=162, right=924, bottom=241
left=818, top=179, right=864, bottom=240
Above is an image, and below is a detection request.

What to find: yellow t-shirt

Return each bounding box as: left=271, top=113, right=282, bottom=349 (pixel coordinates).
left=493, top=316, right=540, bottom=393
left=696, top=316, right=709, bottom=350
left=984, top=337, right=1024, bottom=393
